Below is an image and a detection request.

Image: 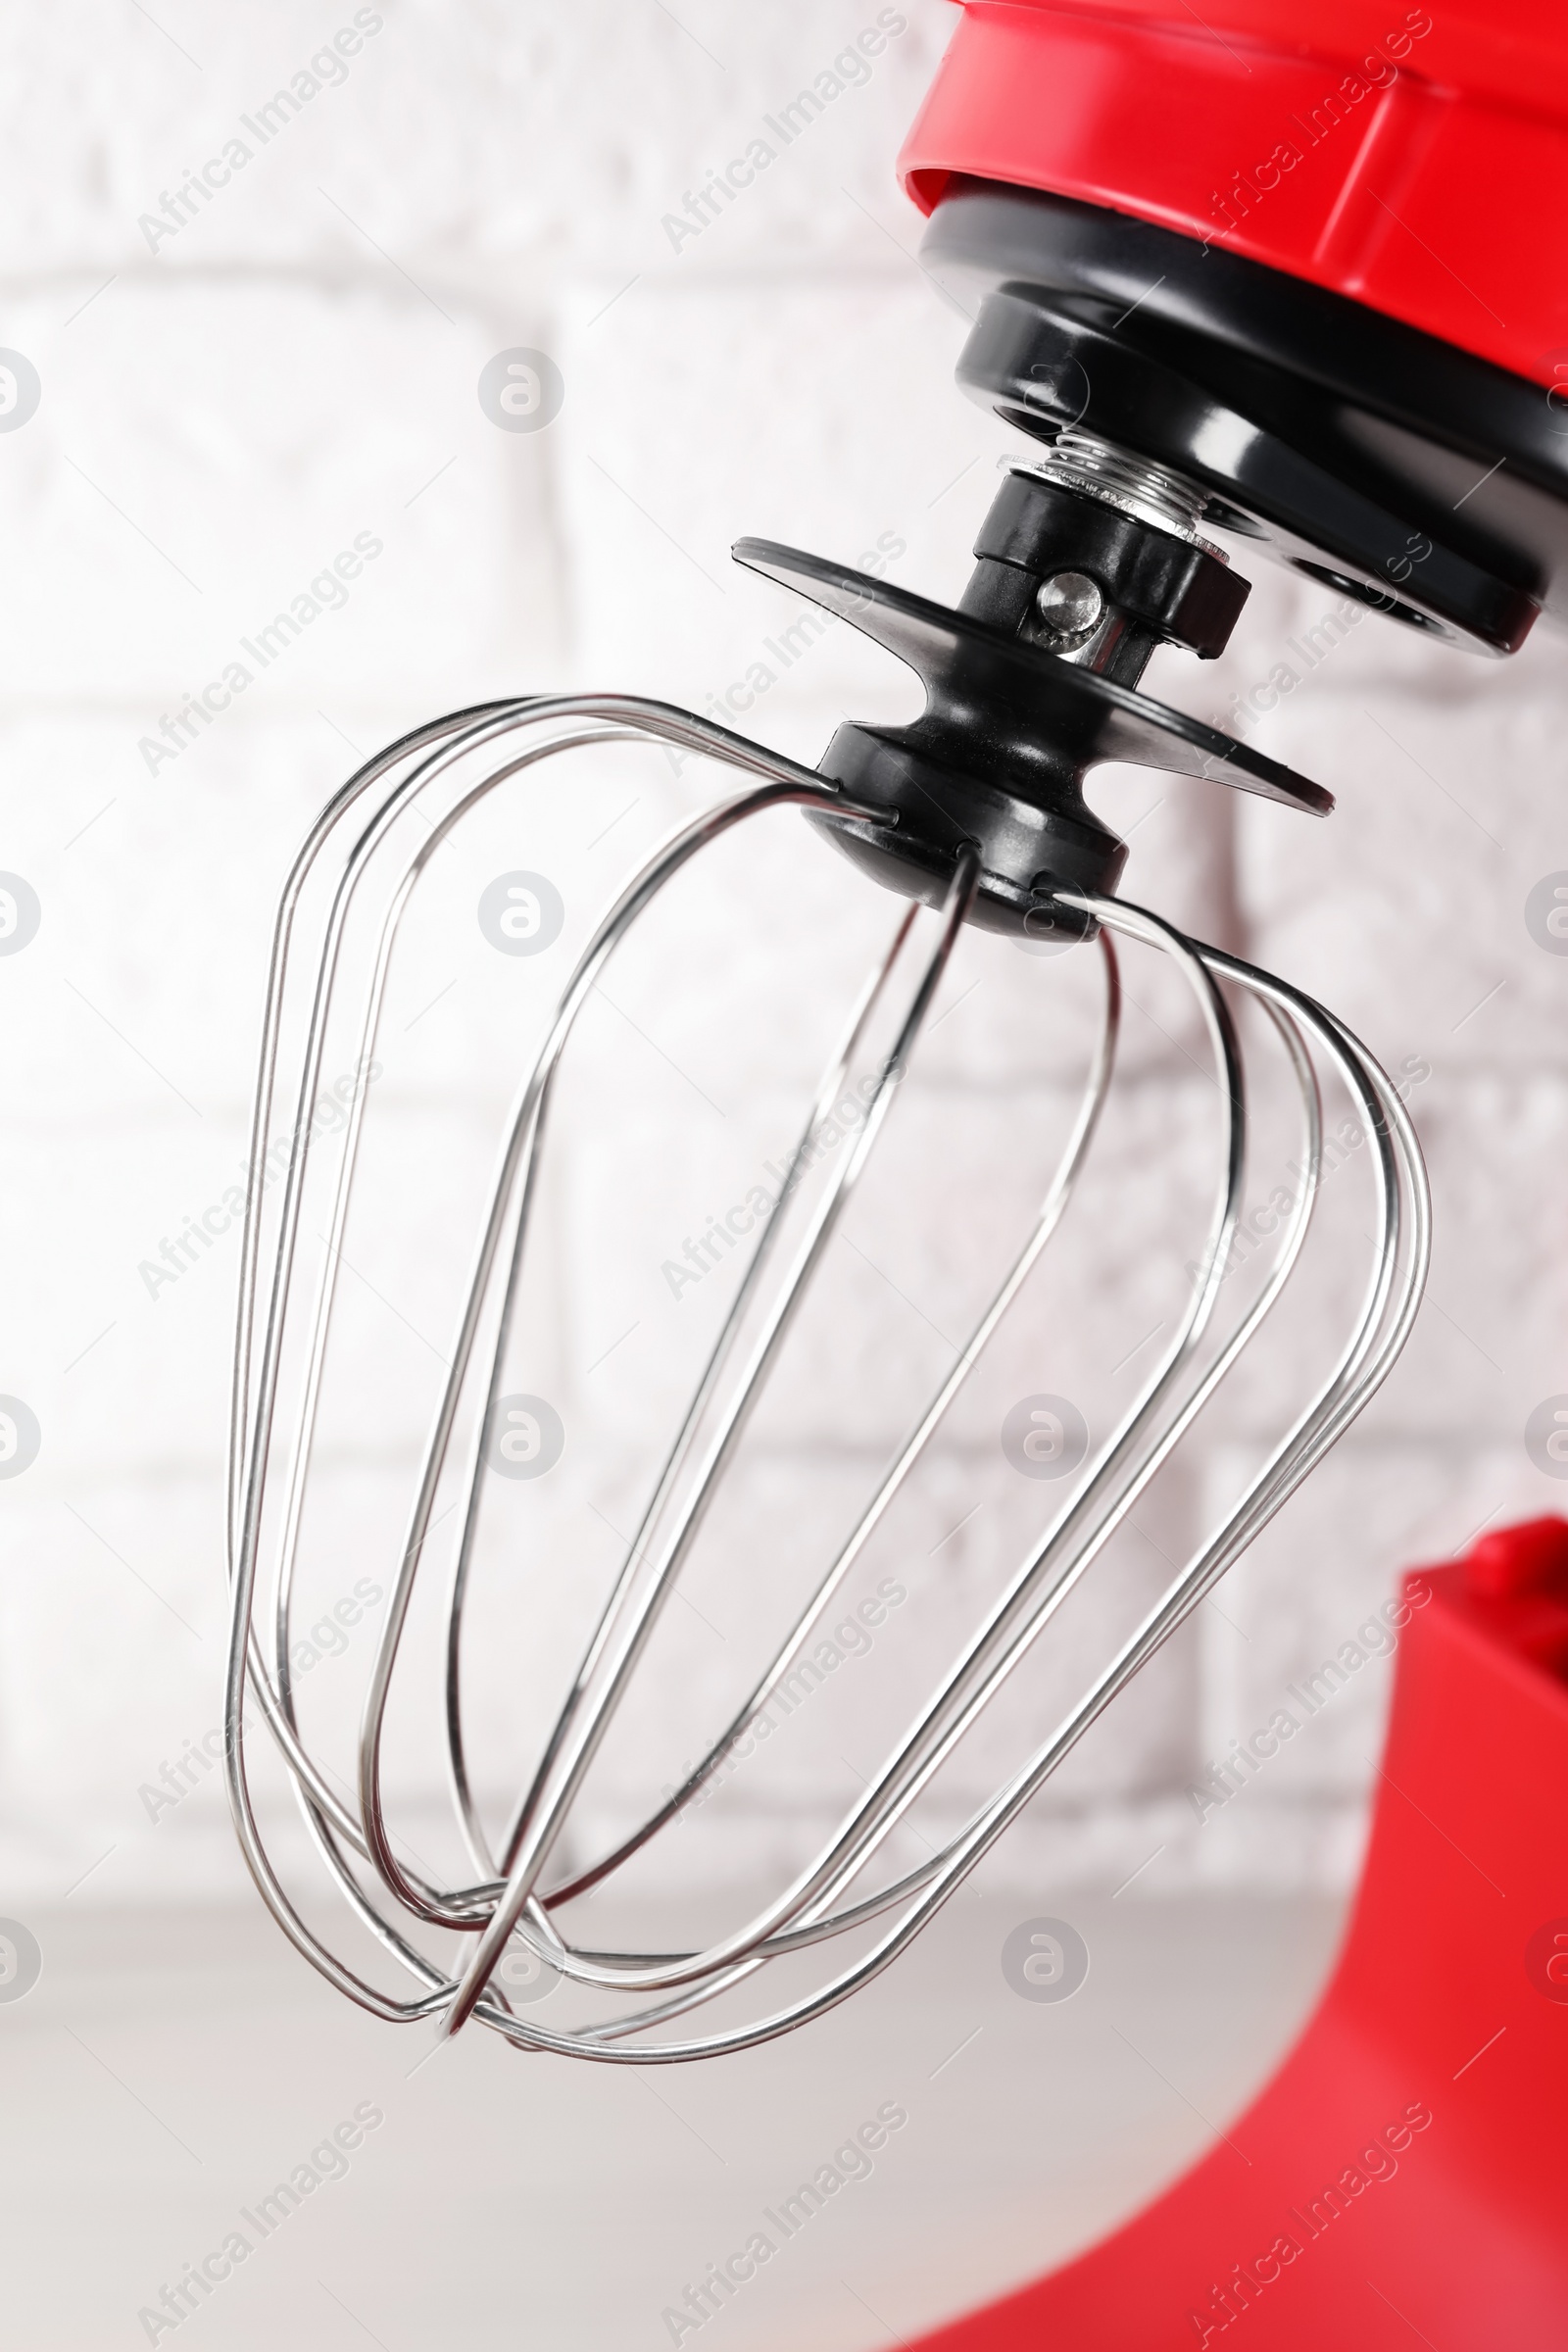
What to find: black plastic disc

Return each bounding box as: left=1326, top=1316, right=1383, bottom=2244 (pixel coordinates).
left=734, top=539, right=1331, bottom=814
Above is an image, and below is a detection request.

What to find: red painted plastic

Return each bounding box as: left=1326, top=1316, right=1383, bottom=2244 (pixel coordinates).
left=906, top=1517, right=1568, bottom=2349
left=898, top=2, right=1568, bottom=386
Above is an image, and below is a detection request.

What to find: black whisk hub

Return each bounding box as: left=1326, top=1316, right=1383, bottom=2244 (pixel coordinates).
left=734, top=520, right=1329, bottom=941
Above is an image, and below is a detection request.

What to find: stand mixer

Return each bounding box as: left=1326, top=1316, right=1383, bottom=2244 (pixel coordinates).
left=223, top=0, right=1568, bottom=2065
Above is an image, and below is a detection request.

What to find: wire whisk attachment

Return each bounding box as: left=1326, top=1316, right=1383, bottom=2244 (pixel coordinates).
left=225, top=693, right=1427, bottom=2061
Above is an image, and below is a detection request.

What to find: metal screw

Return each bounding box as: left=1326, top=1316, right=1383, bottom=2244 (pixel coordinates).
left=1034, top=570, right=1103, bottom=640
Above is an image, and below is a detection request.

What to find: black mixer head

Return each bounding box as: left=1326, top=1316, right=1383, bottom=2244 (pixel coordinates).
left=736, top=181, right=1568, bottom=941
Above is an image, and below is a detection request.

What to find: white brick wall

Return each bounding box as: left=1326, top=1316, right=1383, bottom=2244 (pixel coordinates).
left=2, top=0, right=1565, bottom=1920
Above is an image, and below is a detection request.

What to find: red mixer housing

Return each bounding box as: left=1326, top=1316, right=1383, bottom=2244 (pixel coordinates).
left=900, top=0, right=1568, bottom=383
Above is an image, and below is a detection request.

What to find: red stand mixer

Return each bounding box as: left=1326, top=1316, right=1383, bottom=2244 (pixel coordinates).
left=223, top=10, right=1568, bottom=2342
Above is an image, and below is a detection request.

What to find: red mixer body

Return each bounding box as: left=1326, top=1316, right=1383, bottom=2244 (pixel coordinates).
left=906, top=1521, right=1568, bottom=2348
left=899, top=0, right=1568, bottom=385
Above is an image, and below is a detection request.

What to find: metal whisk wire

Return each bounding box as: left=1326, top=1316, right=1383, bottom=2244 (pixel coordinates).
left=226, top=698, right=907, bottom=2012
left=224, top=697, right=1428, bottom=2060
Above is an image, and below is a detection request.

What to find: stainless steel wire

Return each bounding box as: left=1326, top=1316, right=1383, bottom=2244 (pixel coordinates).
left=225, top=696, right=1430, bottom=2059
